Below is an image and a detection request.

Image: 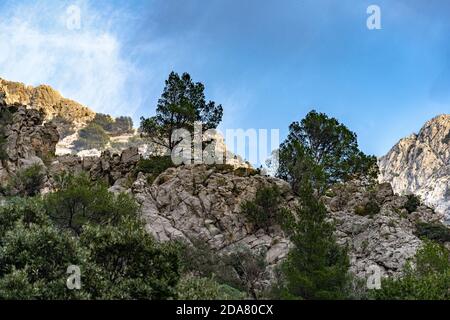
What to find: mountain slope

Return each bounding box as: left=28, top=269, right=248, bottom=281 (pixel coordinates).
left=0, top=78, right=95, bottom=125
left=379, top=114, right=450, bottom=220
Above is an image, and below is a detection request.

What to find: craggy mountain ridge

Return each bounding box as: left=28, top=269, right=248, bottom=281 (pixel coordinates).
left=1, top=77, right=449, bottom=289
left=379, top=114, right=450, bottom=221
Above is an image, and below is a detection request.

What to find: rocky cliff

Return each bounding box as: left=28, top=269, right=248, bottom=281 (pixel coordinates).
left=0, top=102, right=59, bottom=186
left=0, top=78, right=95, bottom=125
left=379, top=114, right=450, bottom=220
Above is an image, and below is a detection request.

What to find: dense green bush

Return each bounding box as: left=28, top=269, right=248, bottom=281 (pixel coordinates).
left=134, top=156, right=174, bottom=184
left=0, top=222, right=89, bottom=299
left=93, top=113, right=133, bottom=135
left=80, top=222, right=180, bottom=299
left=354, top=198, right=380, bottom=217
left=240, top=185, right=285, bottom=231
left=7, top=164, right=46, bottom=197
left=415, top=222, right=450, bottom=244
left=0, top=173, right=181, bottom=299
left=176, top=276, right=246, bottom=300
left=404, top=194, right=421, bottom=213
left=371, top=240, right=450, bottom=300
left=178, top=239, right=264, bottom=299
left=74, top=123, right=110, bottom=150
left=45, top=173, right=139, bottom=234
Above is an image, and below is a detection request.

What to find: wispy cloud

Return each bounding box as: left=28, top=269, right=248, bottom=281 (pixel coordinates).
left=0, top=0, right=142, bottom=117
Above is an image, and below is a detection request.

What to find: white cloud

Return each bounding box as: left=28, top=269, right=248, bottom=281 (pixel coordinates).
left=0, top=1, right=142, bottom=118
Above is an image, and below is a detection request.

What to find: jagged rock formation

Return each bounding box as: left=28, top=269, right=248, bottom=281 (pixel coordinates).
left=0, top=102, right=59, bottom=186
left=130, top=165, right=445, bottom=279
left=0, top=78, right=95, bottom=125
left=49, top=147, right=141, bottom=187
left=2, top=77, right=448, bottom=286
left=323, top=182, right=444, bottom=278
left=132, top=165, right=295, bottom=269
left=379, top=114, right=450, bottom=220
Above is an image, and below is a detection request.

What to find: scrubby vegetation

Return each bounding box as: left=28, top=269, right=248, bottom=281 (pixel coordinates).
left=415, top=222, right=450, bottom=244
left=134, top=156, right=175, bottom=184
left=6, top=164, right=46, bottom=197
left=371, top=240, right=450, bottom=300
left=0, top=173, right=180, bottom=299
left=354, top=196, right=380, bottom=217
left=50, top=116, right=76, bottom=139
left=73, top=123, right=110, bottom=150
left=404, top=194, right=421, bottom=213
left=240, top=185, right=287, bottom=231
left=93, top=113, right=134, bottom=135
left=178, top=239, right=266, bottom=299
left=176, top=276, right=246, bottom=300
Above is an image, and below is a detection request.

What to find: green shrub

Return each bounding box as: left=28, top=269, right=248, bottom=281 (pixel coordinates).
left=371, top=240, right=450, bottom=300
left=92, top=113, right=133, bottom=135
left=0, top=197, right=49, bottom=239
left=176, top=276, right=247, bottom=300
left=8, top=164, right=46, bottom=197
left=0, top=174, right=182, bottom=300
left=240, top=185, right=284, bottom=231
left=179, top=239, right=266, bottom=299
left=0, top=222, right=89, bottom=299
left=74, top=123, right=110, bottom=150
left=415, top=222, right=450, bottom=244
left=404, top=194, right=421, bottom=213
left=354, top=199, right=380, bottom=217
left=134, top=156, right=174, bottom=184
left=80, top=222, right=180, bottom=299
left=44, top=173, right=139, bottom=234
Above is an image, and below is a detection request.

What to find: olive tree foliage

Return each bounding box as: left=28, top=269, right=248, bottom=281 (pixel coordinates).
left=140, top=72, right=223, bottom=151
left=277, top=110, right=378, bottom=194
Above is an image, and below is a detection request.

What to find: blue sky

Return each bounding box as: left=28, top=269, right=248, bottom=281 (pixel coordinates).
left=0, top=0, right=449, bottom=159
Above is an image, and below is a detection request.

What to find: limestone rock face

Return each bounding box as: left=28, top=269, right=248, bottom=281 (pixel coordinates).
left=131, top=164, right=446, bottom=280
left=49, top=147, right=141, bottom=185
left=379, top=114, right=450, bottom=220
left=132, top=165, right=295, bottom=268
left=0, top=102, right=59, bottom=185
left=323, top=181, right=444, bottom=278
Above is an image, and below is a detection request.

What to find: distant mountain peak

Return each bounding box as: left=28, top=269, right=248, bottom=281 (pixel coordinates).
left=379, top=113, right=450, bottom=220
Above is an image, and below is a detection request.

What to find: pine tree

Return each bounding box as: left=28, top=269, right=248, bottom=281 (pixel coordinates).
left=279, top=181, right=350, bottom=300
left=140, top=72, right=223, bottom=152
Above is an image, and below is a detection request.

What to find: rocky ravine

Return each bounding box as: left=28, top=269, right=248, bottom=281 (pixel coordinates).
left=1, top=94, right=449, bottom=285
left=379, top=114, right=450, bottom=220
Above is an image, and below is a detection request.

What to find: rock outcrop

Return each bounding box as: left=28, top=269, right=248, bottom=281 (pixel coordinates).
left=49, top=147, right=141, bottom=187
left=379, top=114, right=450, bottom=220
left=0, top=102, right=59, bottom=185
left=130, top=164, right=446, bottom=280
left=0, top=78, right=95, bottom=125
left=132, top=165, right=295, bottom=270
left=323, top=181, right=444, bottom=278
